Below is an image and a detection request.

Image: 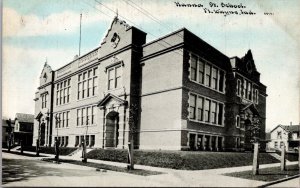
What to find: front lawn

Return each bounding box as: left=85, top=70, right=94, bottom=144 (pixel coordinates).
left=223, top=164, right=300, bottom=182
left=87, top=149, right=280, bottom=170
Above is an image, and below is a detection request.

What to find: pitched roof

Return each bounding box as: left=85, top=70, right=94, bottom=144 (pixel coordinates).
left=15, top=113, right=34, bottom=123
left=270, top=124, right=300, bottom=133
left=286, top=125, right=300, bottom=133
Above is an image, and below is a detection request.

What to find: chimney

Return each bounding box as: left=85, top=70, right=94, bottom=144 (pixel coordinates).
left=290, top=122, right=292, bottom=126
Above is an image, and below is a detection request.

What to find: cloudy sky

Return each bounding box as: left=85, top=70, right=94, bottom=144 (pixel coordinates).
left=3, top=0, right=300, bottom=131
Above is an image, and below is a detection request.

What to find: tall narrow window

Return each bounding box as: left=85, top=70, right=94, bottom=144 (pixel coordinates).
left=197, top=96, right=204, bottom=121
left=190, top=55, right=197, bottom=81
left=218, top=103, right=224, bottom=125
left=66, top=111, right=69, bottom=127
left=205, top=64, right=211, bottom=87
left=236, top=79, right=241, bottom=96
left=236, top=115, right=240, bottom=128
left=248, top=82, right=252, bottom=100
left=211, top=101, right=217, bottom=124
left=218, top=70, right=224, bottom=92
left=56, top=79, right=71, bottom=105
left=115, top=66, right=122, bottom=88
left=108, top=69, right=115, bottom=90
left=92, top=106, right=96, bottom=124
left=243, top=79, right=247, bottom=98
left=82, top=108, right=86, bottom=126
left=77, top=109, right=81, bottom=126
left=87, top=107, right=91, bottom=125
left=198, top=60, right=204, bottom=84
left=189, top=94, right=196, bottom=120
left=204, top=99, right=211, bottom=122
left=255, top=89, right=259, bottom=104
left=212, top=67, right=218, bottom=90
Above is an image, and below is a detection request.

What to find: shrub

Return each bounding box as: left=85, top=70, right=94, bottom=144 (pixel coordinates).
left=87, top=149, right=280, bottom=170
left=19, top=146, right=77, bottom=156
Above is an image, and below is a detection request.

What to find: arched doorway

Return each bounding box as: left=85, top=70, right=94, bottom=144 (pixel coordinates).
left=105, top=111, right=119, bottom=147
left=244, top=119, right=252, bottom=150
left=40, top=122, right=46, bottom=146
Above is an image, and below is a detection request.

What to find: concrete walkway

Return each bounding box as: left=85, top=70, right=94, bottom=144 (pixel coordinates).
left=2, top=149, right=299, bottom=187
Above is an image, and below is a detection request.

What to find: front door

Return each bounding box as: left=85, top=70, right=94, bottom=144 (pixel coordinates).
left=105, top=111, right=119, bottom=147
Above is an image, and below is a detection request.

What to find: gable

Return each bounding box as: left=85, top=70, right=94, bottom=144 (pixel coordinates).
left=97, top=93, right=127, bottom=109
left=39, top=62, right=53, bottom=86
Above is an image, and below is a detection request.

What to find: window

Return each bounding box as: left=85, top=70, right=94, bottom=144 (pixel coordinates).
left=274, top=141, right=278, bottom=148
left=247, top=82, right=252, bottom=100
left=90, top=135, right=95, bottom=147
left=236, top=79, right=241, bottom=96
left=189, top=53, right=225, bottom=92
left=77, top=105, right=97, bottom=126
left=198, top=60, right=205, bottom=84
left=197, top=96, right=204, bottom=121
left=56, top=79, right=71, bottom=106
left=92, top=106, right=96, bottom=124
left=108, top=65, right=122, bottom=90
left=280, top=141, right=284, bottom=148
left=205, top=64, right=211, bottom=87
left=189, top=94, right=196, bottom=120
left=189, top=93, right=224, bottom=126
left=55, top=111, right=69, bottom=128
left=211, top=101, right=217, bottom=124
left=218, top=70, right=225, bottom=92
left=254, top=89, right=259, bottom=104
left=218, top=103, right=224, bottom=125
left=86, top=135, right=90, bottom=147
left=65, top=136, right=69, bottom=147
left=236, top=115, right=240, bottom=128
left=277, top=131, right=282, bottom=139
left=78, top=67, right=98, bottom=100
left=204, top=99, right=211, bottom=122
left=75, top=136, right=79, bottom=147
left=191, top=55, right=197, bottom=81
left=212, top=67, right=218, bottom=90
left=41, top=93, right=48, bottom=108
left=243, top=79, right=247, bottom=98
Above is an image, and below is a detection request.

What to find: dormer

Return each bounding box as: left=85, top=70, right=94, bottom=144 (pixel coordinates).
left=39, top=62, right=53, bottom=86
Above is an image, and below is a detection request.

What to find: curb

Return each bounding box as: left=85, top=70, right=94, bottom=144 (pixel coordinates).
left=257, top=174, right=300, bottom=188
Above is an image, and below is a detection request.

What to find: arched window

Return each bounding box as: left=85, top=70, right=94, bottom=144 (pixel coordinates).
left=236, top=115, right=240, bottom=128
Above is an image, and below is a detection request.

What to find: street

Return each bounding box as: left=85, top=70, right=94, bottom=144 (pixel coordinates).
left=2, top=152, right=299, bottom=187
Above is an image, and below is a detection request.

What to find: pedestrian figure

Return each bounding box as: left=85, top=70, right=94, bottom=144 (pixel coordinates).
left=55, top=138, right=60, bottom=163
left=82, top=140, right=87, bottom=163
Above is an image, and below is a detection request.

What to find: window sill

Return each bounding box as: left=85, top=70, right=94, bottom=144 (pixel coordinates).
left=77, top=95, right=98, bottom=102
left=189, top=119, right=224, bottom=127
left=189, top=79, right=225, bottom=94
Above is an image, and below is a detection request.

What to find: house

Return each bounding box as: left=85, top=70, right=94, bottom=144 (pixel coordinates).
left=13, top=113, right=34, bottom=146
left=267, top=124, right=300, bottom=151
left=2, top=118, right=15, bottom=148
left=33, top=16, right=267, bottom=151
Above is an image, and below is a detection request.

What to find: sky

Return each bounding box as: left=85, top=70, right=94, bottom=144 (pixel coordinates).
left=2, top=0, right=300, bottom=131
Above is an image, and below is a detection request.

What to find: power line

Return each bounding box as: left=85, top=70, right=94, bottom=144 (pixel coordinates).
left=92, top=0, right=184, bottom=57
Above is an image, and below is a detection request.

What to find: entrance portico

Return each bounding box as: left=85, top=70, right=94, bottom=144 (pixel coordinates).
left=97, top=93, right=128, bottom=149
left=35, top=109, right=51, bottom=147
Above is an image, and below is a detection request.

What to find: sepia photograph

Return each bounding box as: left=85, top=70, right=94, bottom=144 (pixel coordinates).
left=2, top=0, right=300, bottom=187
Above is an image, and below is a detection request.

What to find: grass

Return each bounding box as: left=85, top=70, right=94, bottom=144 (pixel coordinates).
left=223, top=164, right=300, bottom=182
left=87, top=149, right=280, bottom=170
left=41, top=158, right=163, bottom=176
left=17, top=146, right=77, bottom=156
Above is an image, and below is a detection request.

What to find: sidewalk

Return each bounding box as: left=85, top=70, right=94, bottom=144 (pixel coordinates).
left=2, top=148, right=299, bottom=187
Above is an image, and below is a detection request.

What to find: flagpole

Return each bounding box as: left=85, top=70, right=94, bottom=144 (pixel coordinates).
left=79, top=13, right=82, bottom=57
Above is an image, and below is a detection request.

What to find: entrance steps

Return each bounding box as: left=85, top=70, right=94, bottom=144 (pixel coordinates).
left=269, top=152, right=290, bottom=162
left=68, top=148, right=94, bottom=159
left=11, top=146, right=21, bottom=151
